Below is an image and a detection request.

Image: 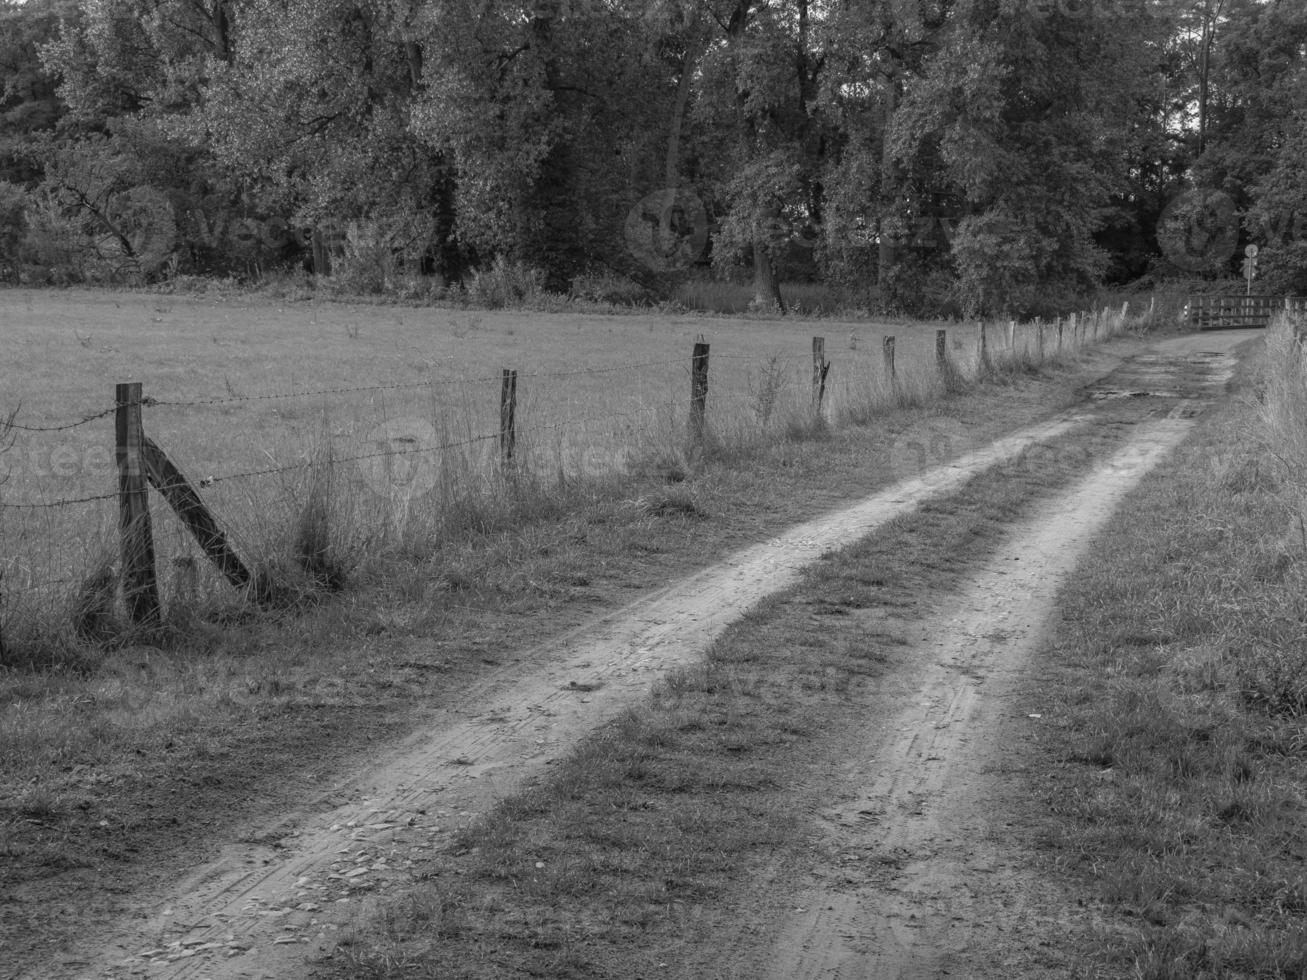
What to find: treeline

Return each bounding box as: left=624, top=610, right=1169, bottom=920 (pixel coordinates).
left=0, top=0, right=1303, bottom=316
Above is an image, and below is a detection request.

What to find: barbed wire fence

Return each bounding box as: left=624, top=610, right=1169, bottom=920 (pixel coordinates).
left=0, top=304, right=1138, bottom=641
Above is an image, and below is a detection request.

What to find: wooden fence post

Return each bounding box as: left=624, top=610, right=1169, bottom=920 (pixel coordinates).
left=115, top=382, right=160, bottom=627
left=1036, top=321, right=1045, bottom=361
left=980, top=322, right=990, bottom=369
left=811, top=337, right=830, bottom=416
left=1007, top=320, right=1016, bottom=351
left=936, top=329, right=947, bottom=368
left=883, top=336, right=896, bottom=379
left=500, top=368, right=517, bottom=467
left=690, top=340, right=710, bottom=444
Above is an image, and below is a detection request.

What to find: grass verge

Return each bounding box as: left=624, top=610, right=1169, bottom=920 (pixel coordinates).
left=1024, top=333, right=1307, bottom=978
left=324, top=406, right=1154, bottom=979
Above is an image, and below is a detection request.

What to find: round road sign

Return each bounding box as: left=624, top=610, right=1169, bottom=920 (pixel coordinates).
left=1245, top=243, right=1259, bottom=258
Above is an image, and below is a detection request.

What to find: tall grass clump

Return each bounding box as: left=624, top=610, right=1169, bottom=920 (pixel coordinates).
left=465, top=256, right=547, bottom=309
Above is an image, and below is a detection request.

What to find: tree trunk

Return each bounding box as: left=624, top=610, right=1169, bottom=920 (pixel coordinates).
left=752, top=239, right=785, bottom=313
left=877, top=82, right=898, bottom=294
left=665, top=25, right=707, bottom=190
left=311, top=228, right=331, bottom=276
left=1196, top=0, right=1228, bottom=157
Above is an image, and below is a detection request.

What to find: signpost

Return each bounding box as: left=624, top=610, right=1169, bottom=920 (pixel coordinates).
left=1243, top=243, right=1259, bottom=295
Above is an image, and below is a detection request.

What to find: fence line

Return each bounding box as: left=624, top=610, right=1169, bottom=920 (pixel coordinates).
left=0, top=312, right=1132, bottom=512
left=0, top=304, right=1141, bottom=626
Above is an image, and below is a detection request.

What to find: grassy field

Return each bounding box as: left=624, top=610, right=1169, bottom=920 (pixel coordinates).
left=0, top=287, right=1130, bottom=649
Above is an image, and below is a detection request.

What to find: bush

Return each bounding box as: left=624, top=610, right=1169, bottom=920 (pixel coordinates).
left=466, top=255, right=546, bottom=309
left=330, top=214, right=440, bottom=296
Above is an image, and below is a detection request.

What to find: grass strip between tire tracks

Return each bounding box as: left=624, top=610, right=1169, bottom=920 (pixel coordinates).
left=327, top=405, right=1157, bottom=979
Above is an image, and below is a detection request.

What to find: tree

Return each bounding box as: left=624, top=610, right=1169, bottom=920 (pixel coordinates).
left=886, top=0, right=1158, bottom=316
left=0, top=0, right=76, bottom=185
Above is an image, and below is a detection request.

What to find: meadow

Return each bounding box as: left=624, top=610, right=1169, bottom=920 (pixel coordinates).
left=0, top=287, right=1134, bottom=654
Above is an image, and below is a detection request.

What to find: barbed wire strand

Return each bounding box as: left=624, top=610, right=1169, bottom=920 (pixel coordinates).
left=0, top=489, right=118, bottom=511
left=142, top=358, right=688, bottom=410
left=7, top=406, right=118, bottom=433
left=0, top=400, right=662, bottom=510
left=3, top=355, right=816, bottom=429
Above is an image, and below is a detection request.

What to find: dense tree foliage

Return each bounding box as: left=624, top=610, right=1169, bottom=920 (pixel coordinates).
left=0, top=0, right=1301, bottom=315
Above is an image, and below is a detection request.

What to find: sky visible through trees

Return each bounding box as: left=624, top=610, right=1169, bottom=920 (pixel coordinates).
left=0, top=0, right=1303, bottom=316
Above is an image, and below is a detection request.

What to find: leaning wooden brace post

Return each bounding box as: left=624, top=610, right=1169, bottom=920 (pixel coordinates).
left=811, top=337, right=830, bottom=417
left=115, top=382, right=160, bottom=626
left=499, top=368, right=518, bottom=468
left=883, top=336, right=896, bottom=380
left=690, top=340, right=710, bottom=445
left=140, top=437, right=251, bottom=591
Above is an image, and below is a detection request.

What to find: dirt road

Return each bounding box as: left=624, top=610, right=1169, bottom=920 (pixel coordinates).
left=744, top=413, right=1200, bottom=980
left=36, top=331, right=1247, bottom=980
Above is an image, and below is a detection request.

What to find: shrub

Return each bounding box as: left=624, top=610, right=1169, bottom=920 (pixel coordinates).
left=466, top=255, right=546, bottom=309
